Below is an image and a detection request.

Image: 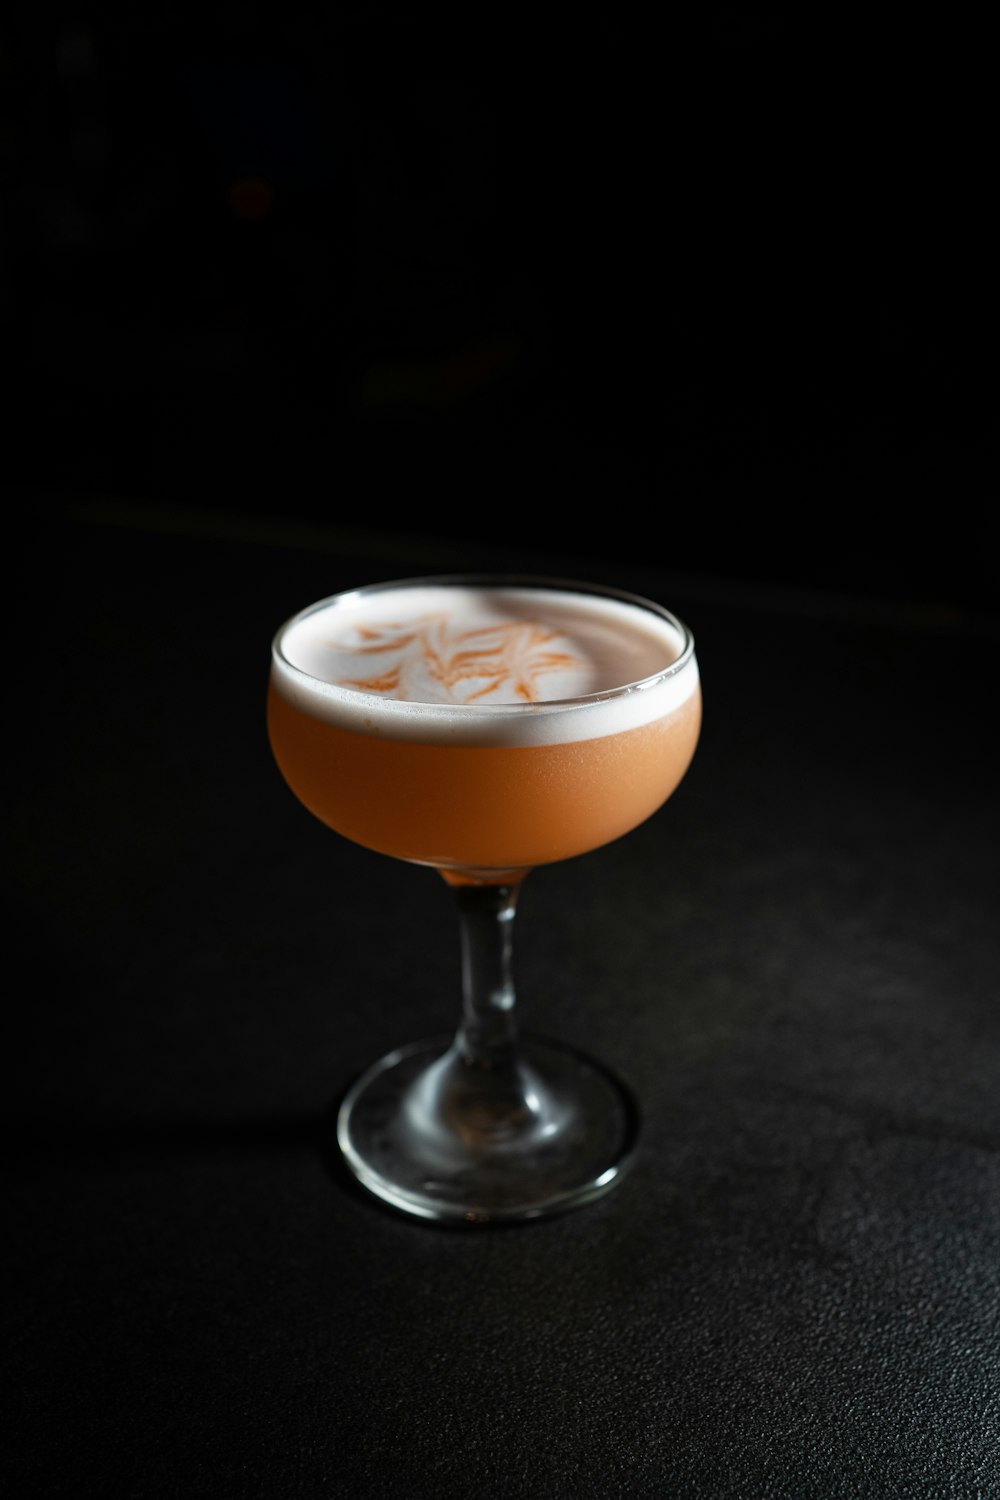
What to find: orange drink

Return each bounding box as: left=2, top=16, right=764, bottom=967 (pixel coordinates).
left=267, top=574, right=703, bottom=1224
left=268, top=578, right=701, bottom=879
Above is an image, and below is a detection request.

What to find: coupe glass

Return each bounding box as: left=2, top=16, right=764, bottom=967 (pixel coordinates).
left=267, top=574, right=701, bottom=1224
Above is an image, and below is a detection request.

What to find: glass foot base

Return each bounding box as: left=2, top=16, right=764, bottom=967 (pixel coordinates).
left=336, top=1034, right=640, bottom=1225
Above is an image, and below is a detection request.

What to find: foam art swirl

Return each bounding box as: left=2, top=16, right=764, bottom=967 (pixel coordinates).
left=273, top=583, right=698, bottom=745
left=331, top=614, right=581, bottom=705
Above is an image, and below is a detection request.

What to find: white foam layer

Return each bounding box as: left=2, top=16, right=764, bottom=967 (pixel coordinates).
left=271, top=581, right=699, bottom=745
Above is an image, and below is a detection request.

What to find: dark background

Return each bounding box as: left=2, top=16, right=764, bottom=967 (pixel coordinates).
left=4, top=9, right=996, bottom=612
left=5, top=14, right=1000, bottom=1499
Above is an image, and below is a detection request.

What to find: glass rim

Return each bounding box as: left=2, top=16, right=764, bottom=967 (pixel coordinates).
left=270, top=572, right=697, bottom=715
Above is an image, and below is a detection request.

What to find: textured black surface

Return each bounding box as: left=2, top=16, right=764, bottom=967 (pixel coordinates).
left=5, top=503, right=998, bottom=1498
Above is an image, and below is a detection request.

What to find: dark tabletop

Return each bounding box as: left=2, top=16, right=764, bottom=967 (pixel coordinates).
left=5, top=498, right=998, bottom=1500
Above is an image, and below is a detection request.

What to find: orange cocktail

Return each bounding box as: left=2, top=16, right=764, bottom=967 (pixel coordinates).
left=268, top=578, right=701, bottom=879
left=267, top=574, right=703, bottom=1225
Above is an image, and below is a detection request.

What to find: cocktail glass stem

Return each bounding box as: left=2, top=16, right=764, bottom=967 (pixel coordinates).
left=420, top=877, right=548, bottom=1147
left=336, top=871, right=639, bottom=1223
left=453, top=880, right=520, bottom=1067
